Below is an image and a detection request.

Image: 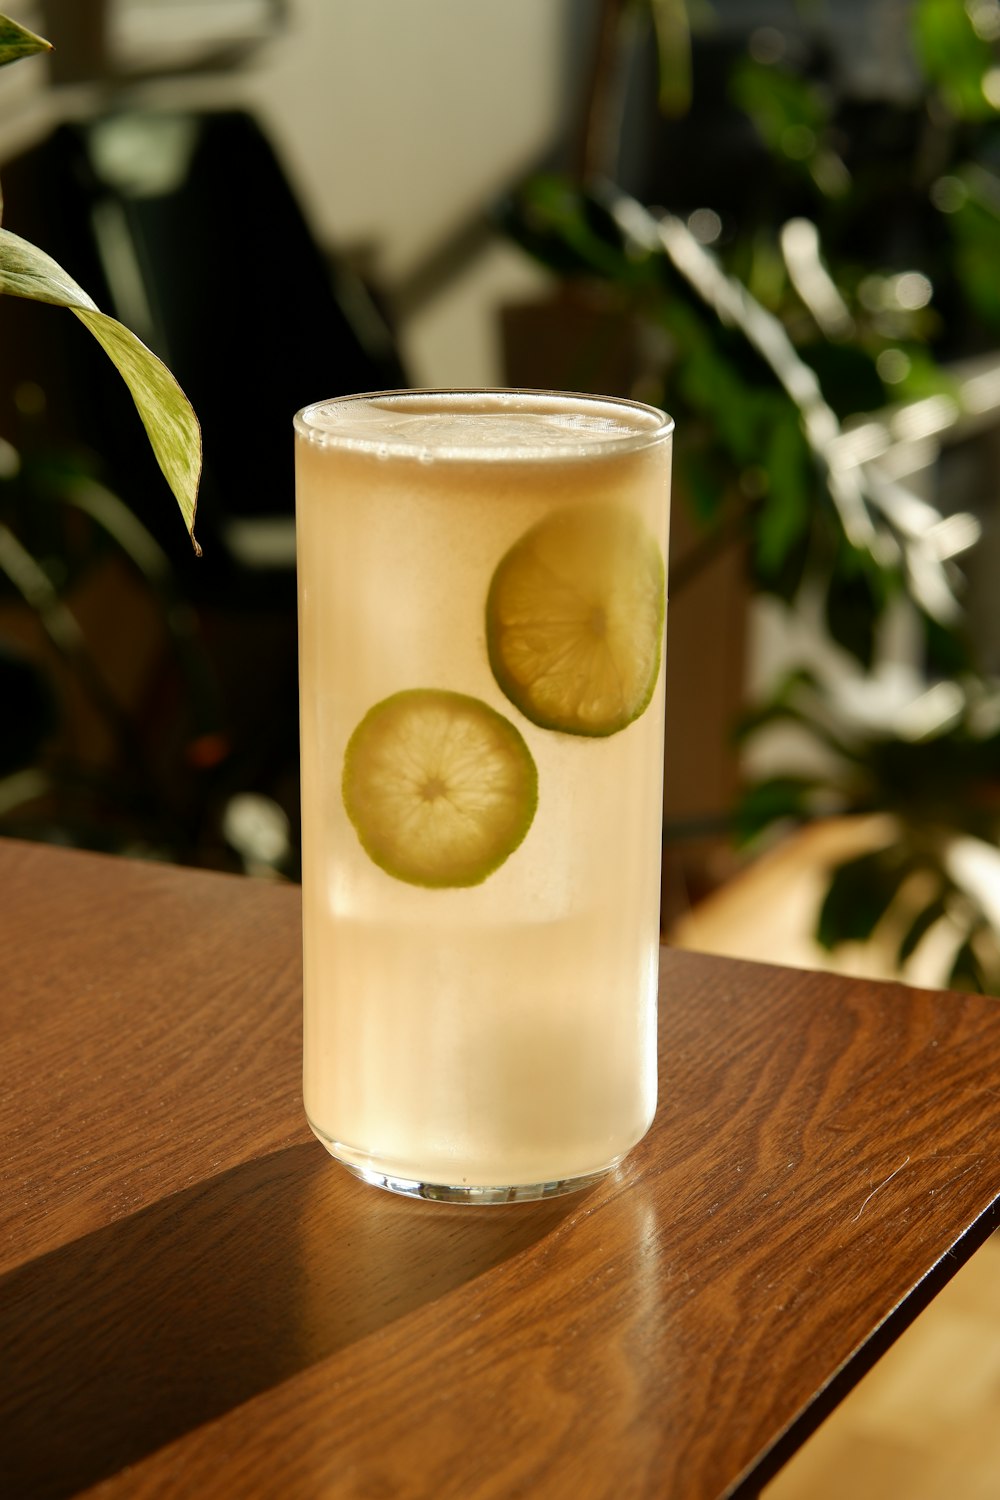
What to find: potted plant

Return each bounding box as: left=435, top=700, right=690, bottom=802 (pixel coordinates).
left=0, top=13, right=201, bottom=540
left=0, top=12, right=209, bottom=855
left=501, top=0, right=1000, bottom=990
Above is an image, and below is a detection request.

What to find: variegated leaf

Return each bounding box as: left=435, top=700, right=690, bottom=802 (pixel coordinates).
left=0, top=14, right=51, bottom=67
left=0, top=226, right=202, bottom=548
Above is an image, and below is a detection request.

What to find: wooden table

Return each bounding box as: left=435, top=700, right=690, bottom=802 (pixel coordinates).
left=3, top=838, right=999, bottom=1500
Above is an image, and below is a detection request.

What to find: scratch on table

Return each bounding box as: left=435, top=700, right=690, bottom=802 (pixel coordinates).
left=932, top=1159, right=983, bottom=1195
left=852, top=1156, right=910, bottom=1222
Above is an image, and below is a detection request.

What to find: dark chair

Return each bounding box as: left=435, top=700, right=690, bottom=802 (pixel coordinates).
left=0, top=107, right=406, bottom=599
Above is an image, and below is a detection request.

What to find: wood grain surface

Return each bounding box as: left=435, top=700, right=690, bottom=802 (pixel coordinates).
left=2, top=838, right=1000, bottom=1500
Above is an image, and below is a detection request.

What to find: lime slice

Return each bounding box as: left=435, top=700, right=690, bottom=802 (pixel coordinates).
left=486, top=502, right=665, bottom=737
left=342, top=689, right=538, bottom=887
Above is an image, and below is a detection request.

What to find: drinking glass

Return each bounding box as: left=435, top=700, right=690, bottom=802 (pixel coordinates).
left=294, top=389, right=673, bottom=1202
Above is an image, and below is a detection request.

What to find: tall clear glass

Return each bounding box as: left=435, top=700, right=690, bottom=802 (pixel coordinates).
left=294, top=389, right=673, bottom=1203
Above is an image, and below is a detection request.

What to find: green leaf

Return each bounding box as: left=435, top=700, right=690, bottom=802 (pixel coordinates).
left=948, top=936, right=987, bottom=993
left=75, top=310, right=201, bottom=545
left=0, top=14, right=51, bottom=67
left=920, top=608, right=975, bottom=677
left=799, top=341, right=884, bottom=422
left=734, top=696, right=861, bottom=766
left=755, top=410, right=812, bottom=579
left=0, top=226, right=201, bottom=549
left=674, top=339, right=761, bottom=463
left=729, top=57, right=828, bottom=158
left=948, top=186, right=1000, bottom=333
left=897, top=893, right=947, bottom=966
left=676, top=448, right=728, bottom=523
left=502, top=176, right=641, bottom=285
left=0, top=225, right=100, bottom=309
left=912, top=0, right=996, bottom=122
left=825, top=547, right=890, bottom=669
left=816, top=847, right=913, bottom=950
left=649, top=0, right=692, bottom=118
left=733, top=775, right=819, bottom=844
left=888, top=348, right=958, bottom=405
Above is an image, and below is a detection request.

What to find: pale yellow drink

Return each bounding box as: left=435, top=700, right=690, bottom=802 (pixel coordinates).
left=295, top=390, right=672, bottom=1202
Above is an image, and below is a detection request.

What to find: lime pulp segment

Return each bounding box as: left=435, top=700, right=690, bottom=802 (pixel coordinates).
left=486, top=502, right=666, bottom=737
left=342, top=689, right=538, bottom=888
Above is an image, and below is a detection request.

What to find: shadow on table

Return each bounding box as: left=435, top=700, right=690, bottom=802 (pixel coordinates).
left=0, top=1142, right=581, bottom=1498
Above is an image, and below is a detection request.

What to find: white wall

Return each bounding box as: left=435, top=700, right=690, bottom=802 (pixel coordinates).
left=232, top=0, right=578, bottom=384
left=239, top=2, right=572, bottom=274
left=157, top=0, right=581, bottom=385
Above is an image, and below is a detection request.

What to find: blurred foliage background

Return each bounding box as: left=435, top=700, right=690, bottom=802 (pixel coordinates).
left=502, top=0, right=1000, bottom=990
left=3, top=0, right=1000, bottom=990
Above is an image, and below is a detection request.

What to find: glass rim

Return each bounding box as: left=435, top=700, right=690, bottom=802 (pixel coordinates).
left=293, top=387, right=674, bottom=462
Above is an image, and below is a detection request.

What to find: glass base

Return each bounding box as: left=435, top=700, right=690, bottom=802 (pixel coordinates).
left=306, top=1116, right=621, bottom=1203
left=339, top=1158, right=616, bottom=1204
